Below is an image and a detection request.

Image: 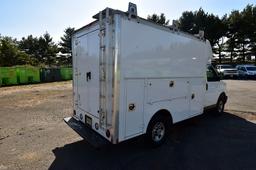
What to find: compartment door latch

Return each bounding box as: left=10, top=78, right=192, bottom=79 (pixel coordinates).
left=86, top=72, right=91, bottom=81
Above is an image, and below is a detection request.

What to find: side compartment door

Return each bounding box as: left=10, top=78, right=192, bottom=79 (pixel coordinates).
left=189, top=78, right=205, bottom=115
left=146, top=79, right=190, bottom=123
left=125, top=79, right=144, bottom=138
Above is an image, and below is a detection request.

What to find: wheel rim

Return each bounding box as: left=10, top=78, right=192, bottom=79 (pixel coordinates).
left=152, top=122, right=165, bottom=142
left=218, top=100, right=224, bottom=113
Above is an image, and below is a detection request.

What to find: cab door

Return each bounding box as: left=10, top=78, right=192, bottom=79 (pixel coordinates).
left=205, top=65, right=221, bottom=107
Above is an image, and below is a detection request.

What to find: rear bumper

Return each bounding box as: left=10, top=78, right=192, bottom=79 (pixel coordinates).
left=64, top=117, right=110, bottom=147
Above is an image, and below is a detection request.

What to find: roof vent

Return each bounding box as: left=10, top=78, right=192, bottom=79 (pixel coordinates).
left=172, top=20, right=179, bottom=30
left=194, top=30, right=205, bottom=40
left=199, top=30, right=204, bottom=38
left=128, top=2, right=137, bottom=19
left=168, top=20, right=179, bottom=31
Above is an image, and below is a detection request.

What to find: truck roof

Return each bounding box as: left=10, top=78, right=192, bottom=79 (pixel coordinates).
left=75, top=8, right=207, bottom=43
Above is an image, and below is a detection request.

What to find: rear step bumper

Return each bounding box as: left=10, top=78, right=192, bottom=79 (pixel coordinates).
left=64, top=117, right=110, bottom=148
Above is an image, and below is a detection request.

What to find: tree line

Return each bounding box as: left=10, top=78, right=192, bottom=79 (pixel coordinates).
left=0, top=27, right=74, bottom=67
left=148, top=4, right=256, bottom=64
left=1, top=4, right=255, bottom=67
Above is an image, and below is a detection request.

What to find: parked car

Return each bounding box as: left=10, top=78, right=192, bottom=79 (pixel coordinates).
left=236, top=65, right=256, bottom=79
left=216, top=64, right=238, bottom=78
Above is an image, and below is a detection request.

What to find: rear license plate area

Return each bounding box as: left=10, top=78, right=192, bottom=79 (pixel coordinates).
left=85, top=115, right=92, bottom=127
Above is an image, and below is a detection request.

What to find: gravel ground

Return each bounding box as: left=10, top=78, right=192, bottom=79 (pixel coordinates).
left=0, top=81, right=80, bottom=170
left=0, top=80, right=256, bottom=170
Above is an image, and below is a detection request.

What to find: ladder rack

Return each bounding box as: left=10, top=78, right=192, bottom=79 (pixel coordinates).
left=99, top=8, right=111, bottom=129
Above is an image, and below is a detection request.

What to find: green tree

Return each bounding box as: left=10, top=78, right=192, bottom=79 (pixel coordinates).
left=225, top=37, right=236, bottom=63
left=241, top=4, right=256, bottom=63
left=59, top=27, right=75, bottom=65
left=19, top=33, right=58, bottom=66
left=225, top=5, right=255, bottom=63
left=147, top=13, right=169, bottom=25
left=210, top=15, right=228, bottom=63
left=238, top=5, right=251, bottom=62
left=0, top=36, right=32, bottom=66
left=179, top=11, right=195, bottom=34
left=250, top=5, right=256, bottom=64
left=19, top=35, right=40, bottom=65
left=38, top=32, right=59, bottom=66
left=179, top=8, right=208, bottom=34
left=179, top=8, right=228, bottom=63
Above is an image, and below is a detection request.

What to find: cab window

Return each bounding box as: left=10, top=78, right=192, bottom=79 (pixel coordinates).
left=207, top=65, right=220, bottom=81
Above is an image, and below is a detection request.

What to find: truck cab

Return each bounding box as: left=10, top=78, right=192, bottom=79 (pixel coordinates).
left=205, top=64, right=227, bottom=111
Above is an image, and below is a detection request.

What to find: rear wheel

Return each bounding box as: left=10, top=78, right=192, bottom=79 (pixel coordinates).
left=146, top=115, right=170, bottom=147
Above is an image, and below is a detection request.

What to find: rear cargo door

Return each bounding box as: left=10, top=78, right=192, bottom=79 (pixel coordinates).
left=76, top=28, right=100, bottom=118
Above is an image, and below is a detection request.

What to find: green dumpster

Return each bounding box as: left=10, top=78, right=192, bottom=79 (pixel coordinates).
left=60, top=67, right=72, bottom=80
left=0, top=70, right=1, bottom=86
left=0, top=67, right=18, bottom=86
left=40, top=68, right=62, bottom=82
left=16, top=66, right=40, bottom=84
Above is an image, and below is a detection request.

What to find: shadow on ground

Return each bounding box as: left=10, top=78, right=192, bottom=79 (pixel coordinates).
left=49, top=112, right=256, bottom=170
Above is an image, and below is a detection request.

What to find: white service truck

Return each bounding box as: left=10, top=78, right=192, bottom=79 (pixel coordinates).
left=64, top=4, right=227, bottom=147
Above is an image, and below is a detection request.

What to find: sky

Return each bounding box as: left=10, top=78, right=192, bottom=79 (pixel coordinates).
left=1, top=0, right=255, bottom=42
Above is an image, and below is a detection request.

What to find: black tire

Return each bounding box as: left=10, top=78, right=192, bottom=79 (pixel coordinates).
left=215, top=95, right=226, bottom=115
left=146, top=115, right=170, bottom=147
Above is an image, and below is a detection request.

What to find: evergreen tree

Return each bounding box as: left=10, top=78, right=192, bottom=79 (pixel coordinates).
left=147, top=13, right=169, bottom=25
left=38, top=32, right=58, bottom=66
left=59, top=27, right=75, bottom=65
left=0, top=36, right=32, bottom=66
left=19, top=35, right=40, bottom=65
left=179, top=9, right=228, bottom=63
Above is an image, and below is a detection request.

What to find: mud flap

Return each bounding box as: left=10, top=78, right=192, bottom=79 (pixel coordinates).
left=64, top=117, right=110, bottom=148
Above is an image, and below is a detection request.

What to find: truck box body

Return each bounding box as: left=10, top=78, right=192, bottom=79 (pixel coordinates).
left=69, top=8, right=216, bottom=145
